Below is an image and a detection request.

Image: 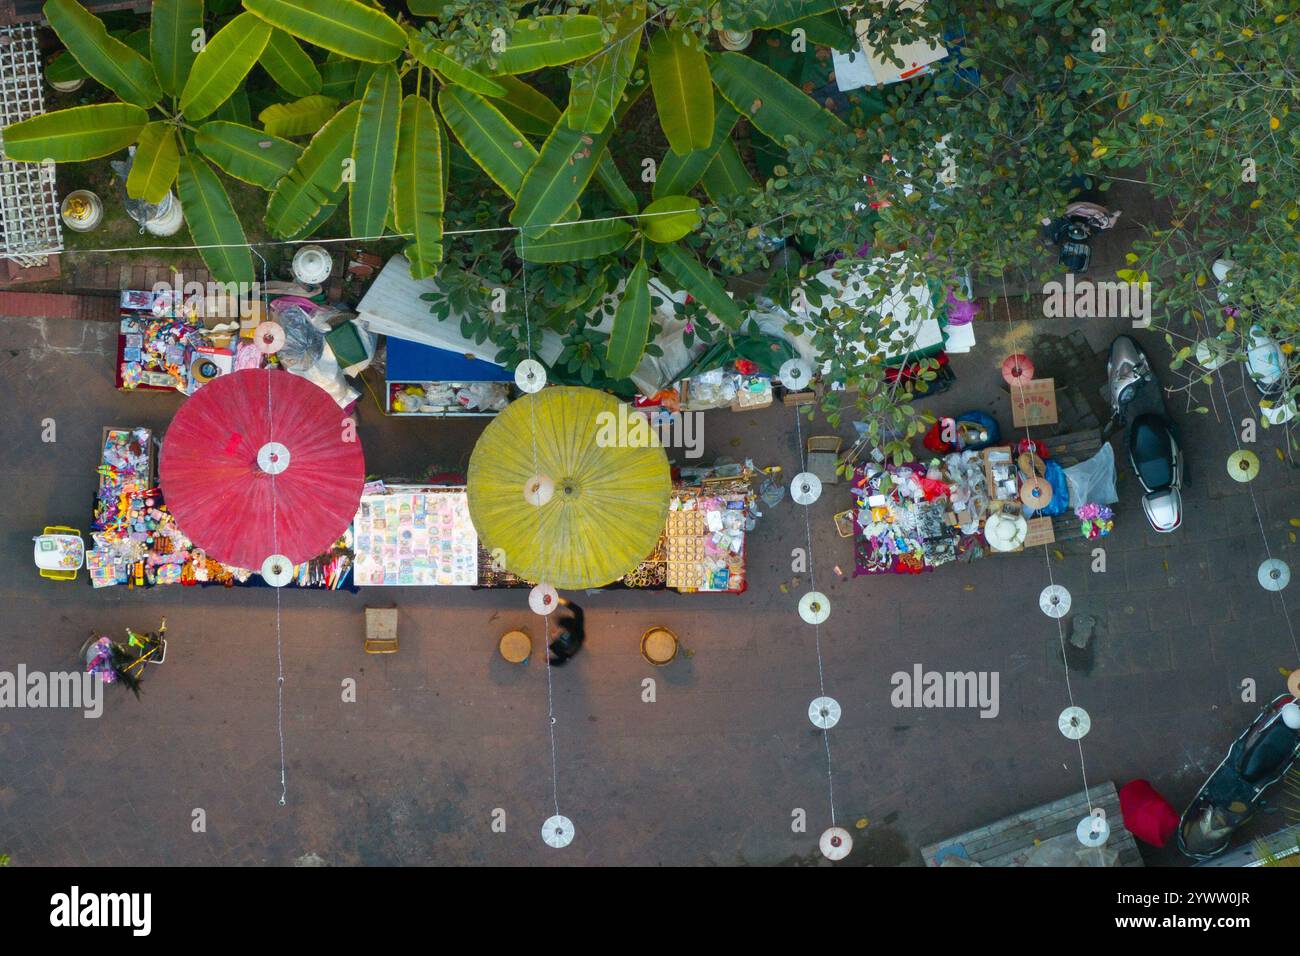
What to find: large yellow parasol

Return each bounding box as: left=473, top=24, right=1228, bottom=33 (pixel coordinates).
left=467, top=386, right=671, bottom=589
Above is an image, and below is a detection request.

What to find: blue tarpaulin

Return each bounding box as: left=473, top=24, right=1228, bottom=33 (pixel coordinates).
left=385, top=335, right=513, bottom=383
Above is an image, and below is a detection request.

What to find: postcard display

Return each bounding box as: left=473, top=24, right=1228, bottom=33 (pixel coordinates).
left=352, top=486, right=479, bottom=586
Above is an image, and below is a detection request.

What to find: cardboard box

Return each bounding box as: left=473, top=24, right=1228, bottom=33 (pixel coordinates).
left=1025, top=517, right=1056, bottom=547
left=1011, top=377, right=1059, bottom=427
left=982, top=446, right=1018, bottom=503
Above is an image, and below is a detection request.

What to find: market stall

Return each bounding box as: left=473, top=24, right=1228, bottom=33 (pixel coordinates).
left=381, top=336, right=512, bottom=417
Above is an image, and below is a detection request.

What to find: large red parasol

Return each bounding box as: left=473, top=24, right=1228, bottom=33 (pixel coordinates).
left=160, top=368, right=364, bottom=570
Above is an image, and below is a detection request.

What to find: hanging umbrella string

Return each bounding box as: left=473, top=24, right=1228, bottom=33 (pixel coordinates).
left=519, top=233, right=563, bottom=822
left=999, top=272, right=1094, bottom=818
left=254, top=243, right=289, bottom=809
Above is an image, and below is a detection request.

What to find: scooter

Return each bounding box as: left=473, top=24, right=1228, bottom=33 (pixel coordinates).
left=1178, top=695, right=1300, bottom=861
left=1106, top=335, right=1184, bottom=532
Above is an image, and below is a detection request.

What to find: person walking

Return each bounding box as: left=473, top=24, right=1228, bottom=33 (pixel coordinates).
left=548, top=597, right=585, bottom=667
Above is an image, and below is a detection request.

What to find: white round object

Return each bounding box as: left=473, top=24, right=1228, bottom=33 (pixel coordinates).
left=1194, top=339, right=1231, bottom=371
left=291, top=244, right=333, bottom=285
left=541, top=814, right=574, bottom=848
left=791, top=472, right=822, bottom=505
left=257, top=441, right=291, bottom=475
left=1077, top=812, right=1110, bottom=847
left=819, top=826, right=853, bottom=860
left=60, top=190, right=103, bottom=232
left=1040, top=585, right=1072, bottom=618
left=717, top=29, right=753, bottom=51
left=808, top=696, right=841, bottom=729
left=261, top=554, right=294, bottom=587
left=515, top=359, right=547, bottom=393
left=1059, top=706, right=1091, bottom=740
left=1258, top=558, right=1290, bottom=592
left=1281, top=703, right=1300, bottom=730
left=49, top=76, right=85, bottom=93
left=255, top=321, right=286, bottom=354
left=779, top=357, right=814, bottom=389
left=143, top=193, right=184, bottom=236
left=529, top=583, right=559, bottom=615
left=799, top=591, right=831, bottom=624
left=524, top=474, right=554, bottom=506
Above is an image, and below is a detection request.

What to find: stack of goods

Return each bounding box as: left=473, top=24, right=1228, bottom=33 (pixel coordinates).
left=352, top=489, right=479, bottom=586
left=118, top=290, right=237, bottom=393
left=681, top=366, right=772, bottom=411
left=663, top=483, right=750, bottom=592
left=389, top=381, right=510, bottom=415
left=851, top=463, right=961, bottom=575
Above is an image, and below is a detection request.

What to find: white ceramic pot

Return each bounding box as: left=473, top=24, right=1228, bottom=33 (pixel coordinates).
left=292, top=245, right=333, bottom=285
left=60, top=190, right=103, bottom=232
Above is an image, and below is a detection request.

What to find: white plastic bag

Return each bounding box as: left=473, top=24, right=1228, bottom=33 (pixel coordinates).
left=1064, top=442, right=1118, bottom=506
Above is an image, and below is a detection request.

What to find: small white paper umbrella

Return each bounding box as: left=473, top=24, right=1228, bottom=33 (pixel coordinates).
left=820, top=827, right=853, bottom=860
left=1059, top=706, right=1091, bottom=739
left=541, top=815, right=574, bottom=848
left=515, top=359, right=547, bottom=393
left=808, top=696, right=841, bottom=729
left=523, top=474, right=554, bottom=506
left=799, top=592, right=831, bottom=624
left=791, top=472, right=822, bottom=505
left=1077, top=812, right=1110, bottom=847
left=1040, top=585, right=1072, bottom=618
left=529, top=583, right=559, bottom=615
left=261, top=554, right=293, bottom=587
left=779, top=358, right=814, bottom=389
left=1258, top=559, right=1290, bottom=592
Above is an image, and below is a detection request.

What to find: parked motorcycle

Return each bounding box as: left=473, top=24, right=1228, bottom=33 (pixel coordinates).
left=1106, top=335, right=1184, bottom=532
left=1178, top=695, right=1300, bottom=861
left=1042, top=200, right=1122, bottom=274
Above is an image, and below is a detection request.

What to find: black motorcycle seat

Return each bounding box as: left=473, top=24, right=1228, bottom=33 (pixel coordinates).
left=1130, top=414, right=1172, bottom=489
left=1237, top=722, right=1299, bottom=783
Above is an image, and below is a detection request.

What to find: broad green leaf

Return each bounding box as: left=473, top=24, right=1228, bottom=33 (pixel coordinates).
left=196, top=121, right=302, bottom=188
left=126, top=122, right=180, bottom=204
left=352, top=63, right=378, bottom=100
left=1, top=103, right=148, bottom=162
left=656, top=244, right=742, bottom=328
left=648, top=29, right=713, bottom=156
left=488, top=75, right=561, bottom=136
left=177, top=154, right=254, bottom=284
left=350, top=65, right=401, bottom=238
left=260, top=27, right=322, bottom=97
left=151, top=0, right=204, bottom=98
left=243, top=0, right=406, bottom=63
left=319, top=60, right=360, bottom=99
left=777, top=12, right=856, bottom=49
left=211, top=87, right=252, bottom=124
left=595, top=152, right=638, bottom=214
left=438, top=86, right=536, bottom=198
left=259, top=95, right=340, bottom=137
left=710, top=52, right=848, bottom=146
left=45, top=52, right=87, bottom=86
left=653, top=97, right=740, bottom=199
left=410, top=38, right=507, bottom=97
left=606, top=258, right=651, bottom=379
left=393, top=96, right=444, bottom=280
left=266, top=101, right=361, bottom=238
left=639, top=195, right=700, bottom=243
left=286, top=187, right=343, bottom=241
left=514, top=219, right=633, bottom=262
left=509, top=110, right=614, bottom=234
left=180, top=12, right=272, bottom=121
left=44, top=0, right=162, bottom=108
left=567, top=0, right=644, bottom=133
left=494, top=16, right=604, bottom=74
left=700, top=139, right=755, bottom=202
left=721, top=0, right=840, bottom=30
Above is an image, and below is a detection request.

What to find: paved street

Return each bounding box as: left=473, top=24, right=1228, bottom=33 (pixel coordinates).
left=1, top=305, right=1297, bottom=867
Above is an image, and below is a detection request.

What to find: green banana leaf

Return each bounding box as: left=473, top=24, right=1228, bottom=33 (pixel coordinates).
left=594, top=153, right=638, bottom=214
left=513, top=219, right=632, bottom=262
left=177, top=154, right=254, bottom=284
left=509, top=111, right=614, bottom=235
left=409, top=38, right=506, bottom=97
left=393, top=95, right=444, bottom=279
left=655, top=244, right=742, bottom=328
left=260, top=27, right=322, bottom=97
left=605, top=257, right=651, bottom=379
left=567, top=0, right=644, bottom=134
left=44, top=0, right=161, bottom=108
left=700, top=139, right=755, bottom=202
left=721, top=0, right=841, bottom=30
left=211, top=87, right=252, bottom=124
left=647, top=28, right=713, bottom=156
left=709, top=52, right=848, bottom=147
left=777, top=12, right=857, bottom=50
left=486, top=75, right=560, bottom=136
left=639, top=195, right=700, bottom=243
left=653, top=96, right=740, bottom=199
left=196, top=121, right=302, bottom=188
left=242, top=0, right=407, bottom=63
left=259, top=95, right=340, bottom=137
left=180, top=13, right=273, bottom=121
left=125, top=122, right=180, bottom=203
left=350, top=65, right=401, bottom=239
left=265, top=100, right=361, bottom=237
left=1, top=103, right=148, bottom=162
left=494, top=16, right=604, bottom=74
left=437, top=86, right=536, bottom=198
left=351, top=63, right=378, bottom=100
left=320, top=60, right=361, bottom=99
left=286, top=187, right=344, bottom=241
left=150, top=0, right=204, bottom=98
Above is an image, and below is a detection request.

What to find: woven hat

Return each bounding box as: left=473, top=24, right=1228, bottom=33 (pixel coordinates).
left=985, top=512, right=1028, bottom=551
